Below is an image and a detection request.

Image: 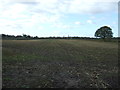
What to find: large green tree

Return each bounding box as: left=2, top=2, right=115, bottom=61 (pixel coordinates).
left=95, top=26, right=113, bottom=39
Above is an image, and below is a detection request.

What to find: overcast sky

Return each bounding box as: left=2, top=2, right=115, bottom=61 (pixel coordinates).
left=0, top=0, right=119, bottom=37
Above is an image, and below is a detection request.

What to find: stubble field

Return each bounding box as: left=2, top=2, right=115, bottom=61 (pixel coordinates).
left=2, top=39, right=119, bottom=88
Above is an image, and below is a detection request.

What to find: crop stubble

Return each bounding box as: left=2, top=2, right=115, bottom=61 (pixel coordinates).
left=2, top=39, right=118, bottom=88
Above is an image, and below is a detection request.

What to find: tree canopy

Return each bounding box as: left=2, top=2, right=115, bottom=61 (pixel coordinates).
left=95, top=26, right=113, bottom=39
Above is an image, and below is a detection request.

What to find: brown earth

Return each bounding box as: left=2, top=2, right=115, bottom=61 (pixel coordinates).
left=2, top=39, right=119, bottom=88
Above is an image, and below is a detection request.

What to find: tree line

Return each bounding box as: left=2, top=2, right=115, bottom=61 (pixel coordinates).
left=1, top=33, right=119, bottom=40
left=1, top=34, right=39, bottom=40
left=1, top=34, right=97, bottom=40
left=0, top=26, right=120, bottom=41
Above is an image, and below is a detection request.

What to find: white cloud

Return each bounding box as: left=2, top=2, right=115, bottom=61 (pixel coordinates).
left=67, top=0, right=118, bottom=14
left=52, top=22, right=81, bottom=29
left=0, top=3, right=28, bottom=19
left=37, top=26, right=44, bottom=30
left=87, top=20, right=93, bottom=24
left=7, top=0, right=118, bottom=14
left=51, top=23, right=69, bottom=29
left=0, top=0, right=118, bottom=36
left=0, top=0, right=118, bottom=19
left=3, top=0, right=120, bottom=2
left=75, top=21, right=81, bottom=25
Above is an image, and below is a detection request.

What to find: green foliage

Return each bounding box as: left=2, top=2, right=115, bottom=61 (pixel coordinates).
left=95, top=26, right=113, bottom=39
left=1, top=34, right=38, bottom=40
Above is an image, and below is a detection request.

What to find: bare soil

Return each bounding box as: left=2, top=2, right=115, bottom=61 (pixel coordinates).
left=2, top=39, right=119, bottom=88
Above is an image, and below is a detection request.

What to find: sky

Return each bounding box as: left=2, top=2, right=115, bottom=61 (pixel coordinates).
left=0, top=0, right=119, bottom=37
